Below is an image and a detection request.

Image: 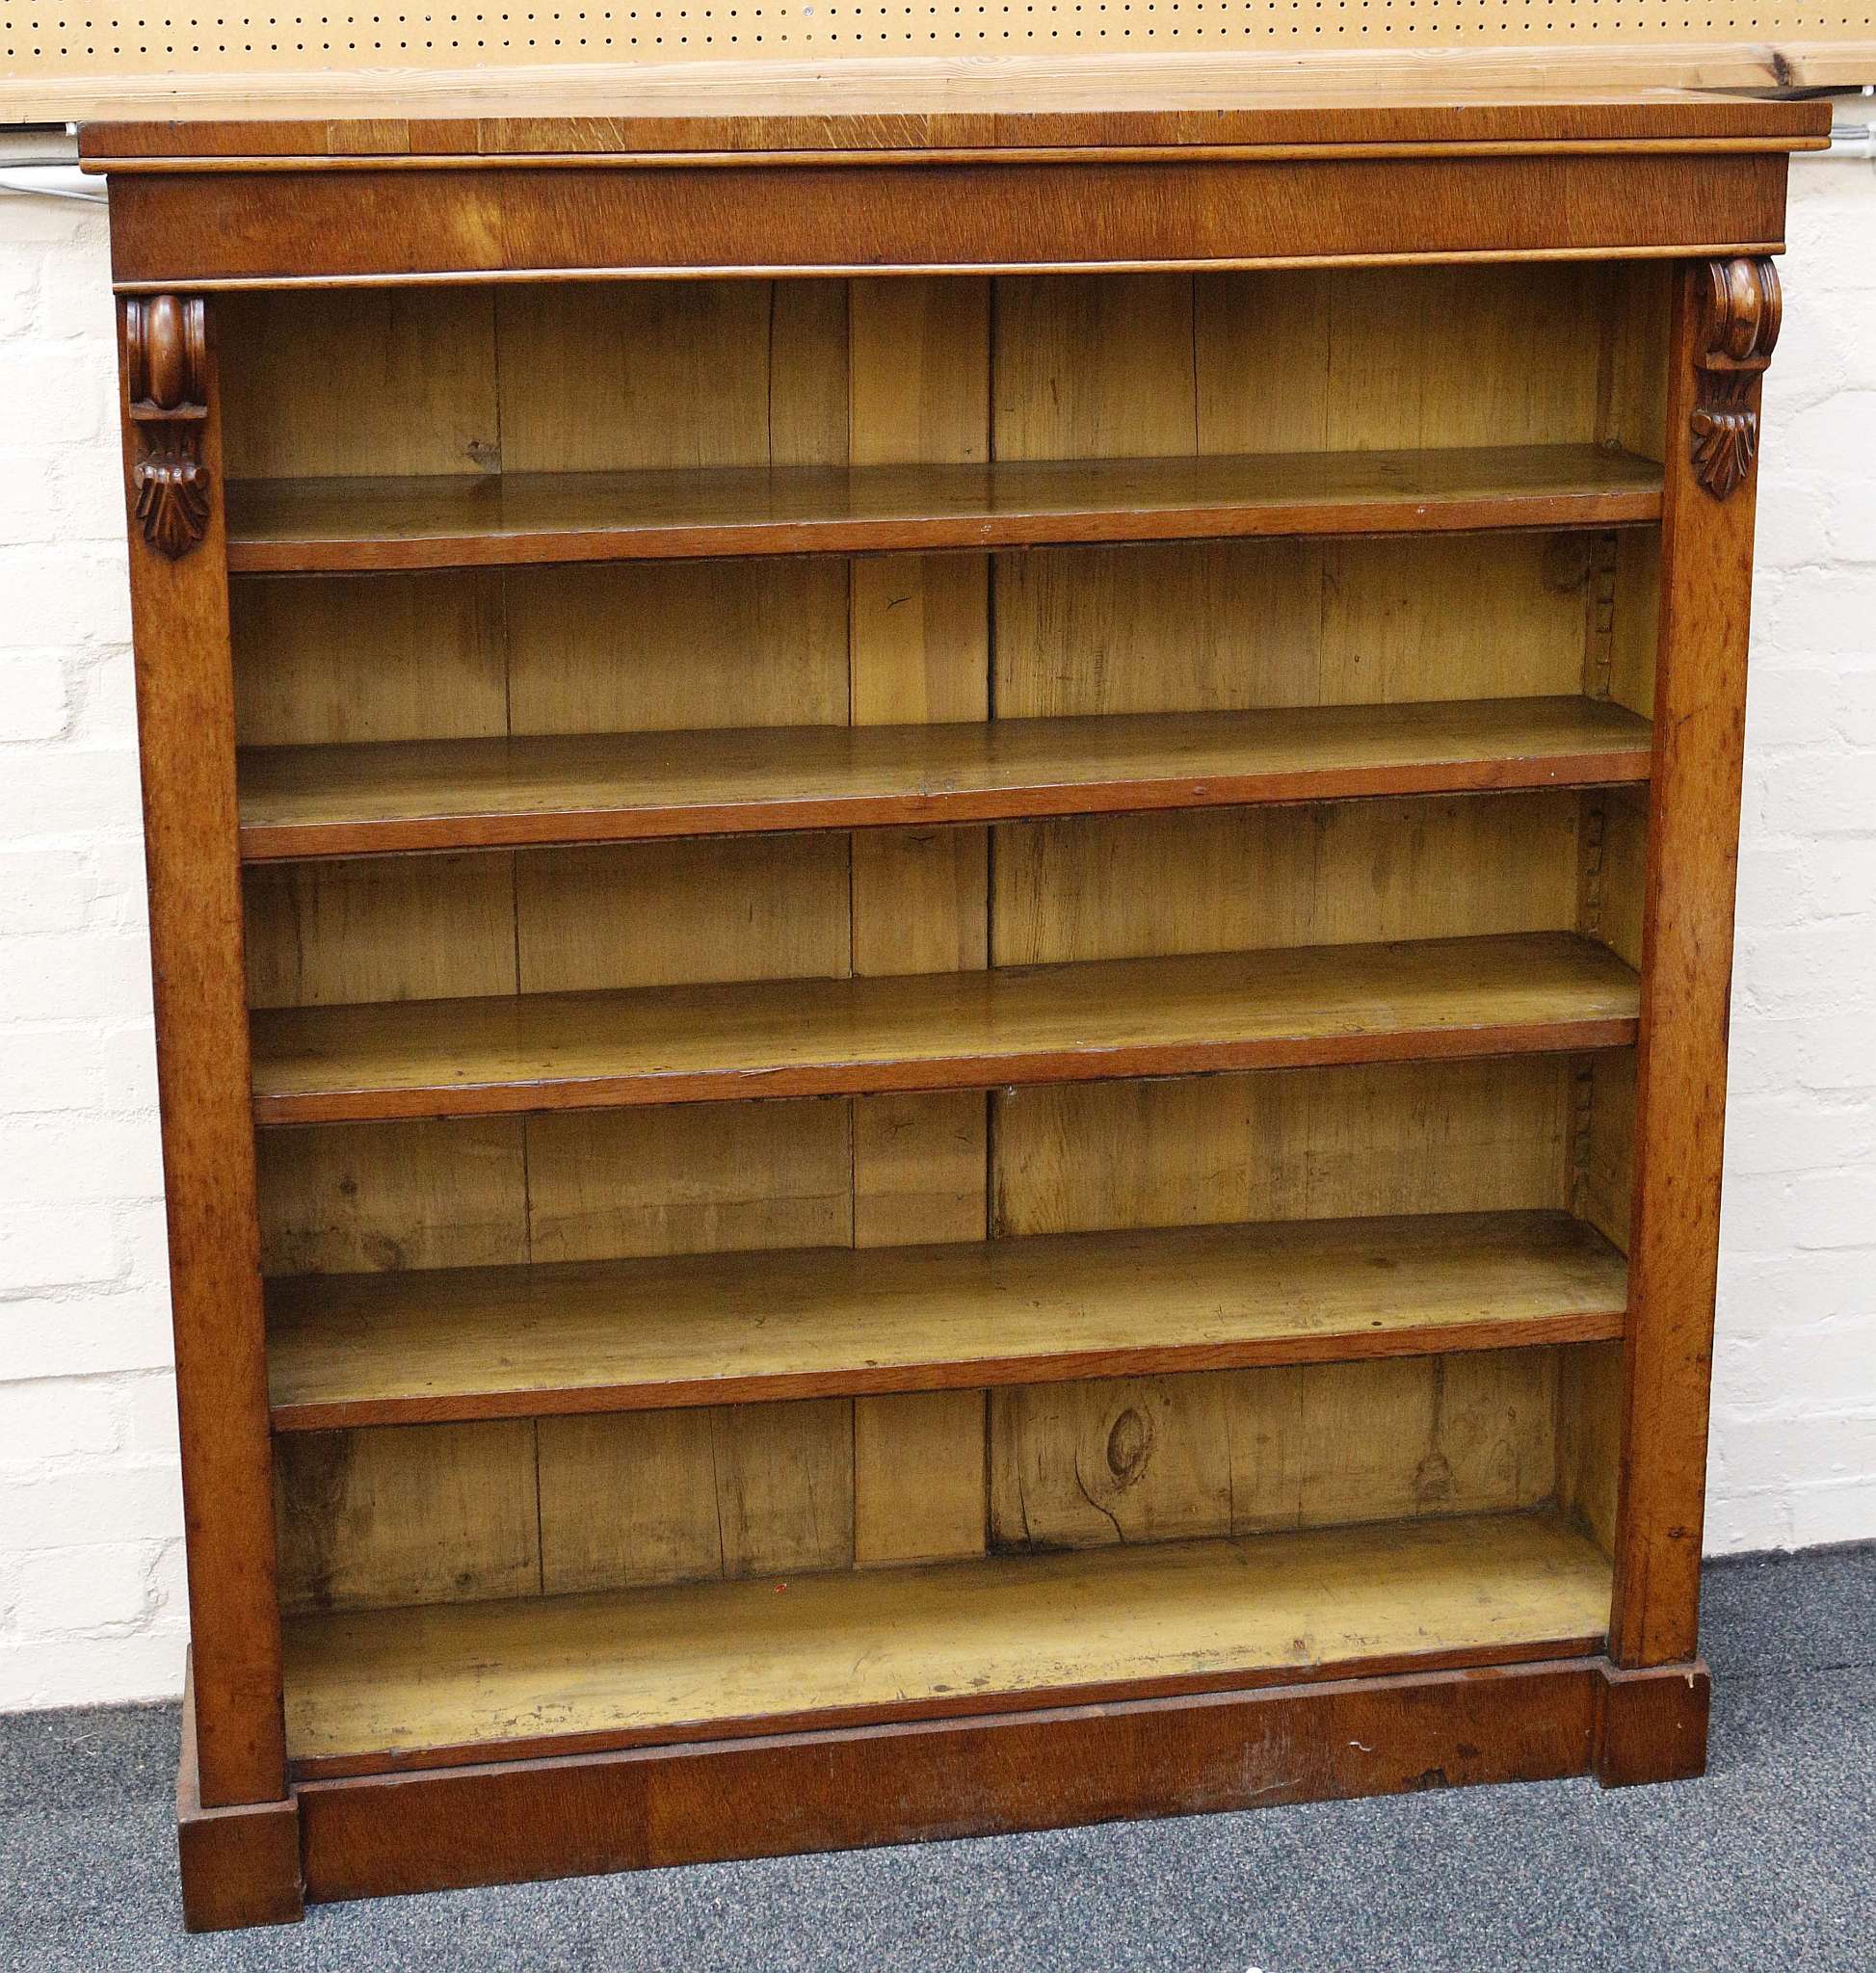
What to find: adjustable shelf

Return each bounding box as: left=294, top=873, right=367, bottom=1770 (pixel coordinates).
left=247, top=931, right=1641, bottom=1125
left=224, top=444, right=1664, bottom=574
left=281, top=1510, right=1615, bottom=1776
left=266, top=1208, right=1628, bottom=1430
left=236, top=697, right=1655, bottom=861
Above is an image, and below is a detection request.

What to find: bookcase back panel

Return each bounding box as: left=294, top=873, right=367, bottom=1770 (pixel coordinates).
left=230, top=570, right=510, bottom=749
left=993, top=1056, right=1577, bottom=1238
left=255, top=1053, right=1585, bottom=1276
left=994, top=530, right=1599, bottom=719
left=232, top=523, right=1605, bottom=756
left=217, top=263, right=1656, bottom=485
left=275, top=1343, right=1599, bottom=1614
left=231, top=560, right=855, bottom=749
left=992, top=790, right=1586, bottom=968
left=256, top=1102, right=862, bottom=1279
left=987, top=1351, right=1561, bottom=1553
left=277, top=1420, right=542, bottom=1615
left=240, top=783, right=1596, bottom=1011
left=241, top=835, right=845, bottom=1010
left=995, top=265, right=1607, bottom=459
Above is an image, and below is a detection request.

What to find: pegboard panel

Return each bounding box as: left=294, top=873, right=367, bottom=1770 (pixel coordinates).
left=5, top=3, right=1873, bottom=74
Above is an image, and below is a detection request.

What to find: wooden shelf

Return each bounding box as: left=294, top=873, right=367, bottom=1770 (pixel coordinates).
left=266, top=1208, right=1626, bottom=1430
left=281, top=1509, right=1613, bottom=1774
left=248, top=930, right=1640, bottom=1125
left=224, top=444, right=1663, bottom=574
left=237, top=697, right=1655, bottom=861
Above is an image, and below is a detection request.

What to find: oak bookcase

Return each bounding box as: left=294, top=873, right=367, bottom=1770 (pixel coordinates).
left=80, top=78, right=1827, bottom=1928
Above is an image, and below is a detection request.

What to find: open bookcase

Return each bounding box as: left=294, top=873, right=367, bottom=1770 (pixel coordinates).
left=86, top=85, right=1823, bottom=1927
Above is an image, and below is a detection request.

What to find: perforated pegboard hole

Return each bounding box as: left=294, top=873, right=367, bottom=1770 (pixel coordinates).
left=6, top=2, right=1872, bottom=69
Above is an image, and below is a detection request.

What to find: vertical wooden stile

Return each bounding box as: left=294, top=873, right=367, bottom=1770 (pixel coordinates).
left=1610, top=257, right=1781, bottom=1666
left=119, top=296, right=287, bottom=1806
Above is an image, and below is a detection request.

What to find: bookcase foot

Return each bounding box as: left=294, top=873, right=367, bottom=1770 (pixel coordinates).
left=177, top=1673, right=304, bottom=1933
left=1593, top=1659, right=1711, bottom=1789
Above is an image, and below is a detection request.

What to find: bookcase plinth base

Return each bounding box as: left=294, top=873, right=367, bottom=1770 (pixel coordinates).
left=178, top=1651, right=1716, bottom=1927
left=176, top=1667, right=304, bottom=1934
left=1594, top=1657, right=1713, bottom=1789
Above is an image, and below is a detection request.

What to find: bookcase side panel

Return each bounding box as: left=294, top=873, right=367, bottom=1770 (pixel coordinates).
left=1611, top=256, right=1775, bottom=1666
left=119, top=293, right=287, bottom=1807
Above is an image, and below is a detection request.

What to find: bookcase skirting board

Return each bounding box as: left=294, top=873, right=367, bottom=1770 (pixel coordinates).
left=79, top=77, right=1826, bottom=1929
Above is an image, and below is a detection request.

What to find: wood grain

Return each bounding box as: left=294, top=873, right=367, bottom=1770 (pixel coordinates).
left=290, top=1653, right=1618, bottom=1903
left=281, top=1509, right=1611, bottom=1770
left=504, top=559, right=850, bottom=735
left=537, top=1400, right=857, bottom=1592
left=996, top=532, right=1596, bottom=715
left=102, top=153, right=1791, bottom=291
left=991, top=792, right=1586, bottom=966
left=230, top=567, right=510, bottom=747
left=853, top=1390, right=987, bottom=1568
left=69, top=82, right=1833, bottom=164
left=248, top=932, right=1641, bottom=1124
left=236, top=696, right=1654, bottom=860
left=1594, top=1657, right=1711, bottom=1787
left=223, top=445, right=1663, bottom=572
left=218, top=288, right=498, bottom=481
left=118, top=297, right=286, bottom=1809
left=255, top=1116, right=530, bottom=1276
left=274, top=1420, right=542, bottom=1614
left=264, top=1208, right=1626, bottom=1429
left=175, top=1660, right=304, bottom=1933
left=996, top=1057, right=1578, bottom=1237
left=1609, top=260, right=1768, bottom=1667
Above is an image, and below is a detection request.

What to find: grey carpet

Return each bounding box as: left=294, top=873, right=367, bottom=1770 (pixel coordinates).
left=3, top=1543, right=1870, bottom=1972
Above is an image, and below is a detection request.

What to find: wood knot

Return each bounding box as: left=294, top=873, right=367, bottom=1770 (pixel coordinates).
left=1106, top=1407, right=1154, bottom=1487
left=1413, top=1451, right=1454, bottom=1506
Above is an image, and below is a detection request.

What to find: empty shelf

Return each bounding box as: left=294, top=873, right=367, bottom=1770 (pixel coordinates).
left=225, top=444, right=1664, bottom=573
left=282, top=1510, right=1614, bottom=1773
left=266, top=1208, right=1628, bottom=1429
left=237, top=697, right=1655, bottom=860
left=248, top=930, right=1642, bottom=1124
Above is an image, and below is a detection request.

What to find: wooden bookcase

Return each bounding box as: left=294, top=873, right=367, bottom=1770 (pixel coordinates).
left=81, top=79, right=1826, bottom=1930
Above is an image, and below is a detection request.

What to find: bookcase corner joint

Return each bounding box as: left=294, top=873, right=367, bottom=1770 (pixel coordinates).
left=123, top=293, right=212, bottom=560
left=176, top=1665, right=304, bottom=1933
left=1690, top=256, right=1783, bottom=504
left=1592, top=1657, right=1712, bottom=1790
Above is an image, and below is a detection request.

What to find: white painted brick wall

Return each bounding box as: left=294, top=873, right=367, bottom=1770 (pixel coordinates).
left=1715, top=150, right=1876, bottom=1553
left=0, top=159, right=1871, bottom=1712
left=0, top=182, right=188, bottom=1712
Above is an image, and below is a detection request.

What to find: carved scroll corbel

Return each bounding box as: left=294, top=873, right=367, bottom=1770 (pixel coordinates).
left=1690, top=257, right=1782, bottom=503
left=125, top=295, right=211, bottom=558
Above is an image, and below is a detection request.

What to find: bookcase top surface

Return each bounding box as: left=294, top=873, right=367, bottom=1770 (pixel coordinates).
left=52, top=60, right=1832, bottom=164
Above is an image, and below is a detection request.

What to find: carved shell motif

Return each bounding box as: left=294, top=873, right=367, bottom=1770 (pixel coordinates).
left=124, top=296, right=212, bottom=560
left=1690, top=391, right=1758, bottom=504
left=1690, top=259, right=1783, bottom=505
left=133, top=451, right=213, bottom=560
